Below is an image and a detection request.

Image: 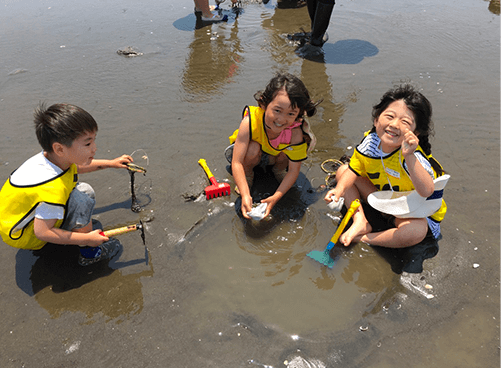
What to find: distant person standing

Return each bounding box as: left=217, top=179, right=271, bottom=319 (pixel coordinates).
left=193, top=0, right=227, bottom=22
left=289, top=0, right=335, bottom=48
left=307, top=0, right=334, bottom=46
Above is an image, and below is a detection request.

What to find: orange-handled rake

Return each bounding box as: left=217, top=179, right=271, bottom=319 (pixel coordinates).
left=198, top=158, right=231, bottom=199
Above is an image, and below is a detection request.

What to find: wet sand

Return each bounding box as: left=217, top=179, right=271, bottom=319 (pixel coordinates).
left=0, top=0, right=499, bottom=367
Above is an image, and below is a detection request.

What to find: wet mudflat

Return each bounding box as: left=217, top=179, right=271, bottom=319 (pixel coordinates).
left=0, top=0, right=499, bottom=367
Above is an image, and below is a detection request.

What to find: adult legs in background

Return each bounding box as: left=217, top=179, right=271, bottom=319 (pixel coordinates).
left=307, top=0, right=335, bottom=46
left=193, top=0, right=227, bottom=22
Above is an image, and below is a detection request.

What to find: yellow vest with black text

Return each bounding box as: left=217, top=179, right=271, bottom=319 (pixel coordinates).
left=0, top=164, right=78, bottom=250
left=229, top=105, right=308, bottom=162
left=349, top=134, right=447, bottom=222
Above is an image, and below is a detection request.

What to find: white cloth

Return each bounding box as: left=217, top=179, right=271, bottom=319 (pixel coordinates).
left=247, top=203, right=268, bottom=221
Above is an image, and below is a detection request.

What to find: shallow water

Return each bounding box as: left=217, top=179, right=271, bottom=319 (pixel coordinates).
left=0, top=0, right=499, bottom=367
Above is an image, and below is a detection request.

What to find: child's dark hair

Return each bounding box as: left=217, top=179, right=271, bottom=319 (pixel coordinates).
left=371, top=84, right=434, bottom=156
left=34, top=103, right=98, bottom=152
left=254, top=73, right=319, bottom=118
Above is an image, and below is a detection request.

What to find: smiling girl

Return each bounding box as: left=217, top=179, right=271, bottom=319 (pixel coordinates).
left=325, top=84, right=447, bottom=248
left=227, top=73, right=319, bottom=219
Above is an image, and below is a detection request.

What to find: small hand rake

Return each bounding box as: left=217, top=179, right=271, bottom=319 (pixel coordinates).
left=307, top=199, right=361, bottom=268
left=198, top=158, right=231, bottom=199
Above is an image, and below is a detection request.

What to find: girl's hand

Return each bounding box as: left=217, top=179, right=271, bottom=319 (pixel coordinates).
left=260, top=195, right=279, bottom=219
left=401, top=129, right=419, bottom=157
left=82, top=229, right=109, bottom=247
left=109, top=154, right=133, bottom=169
left=324, top=188, right=341, bottom=203
left=241, top=195, right=253, bottom=220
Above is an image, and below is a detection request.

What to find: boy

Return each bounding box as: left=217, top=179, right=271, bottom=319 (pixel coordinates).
left=0, top=103, right=133, bottom=266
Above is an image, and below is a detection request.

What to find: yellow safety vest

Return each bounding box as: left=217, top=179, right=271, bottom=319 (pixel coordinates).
left=229, top=105, right=309, bottom=162
left=350, top=132, right=447, bottom=222
left=0, top=164, right=78, bottom=250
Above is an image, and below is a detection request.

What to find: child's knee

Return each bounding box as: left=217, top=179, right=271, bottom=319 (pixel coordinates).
left=247, top=141, right=261, bottom=155
left=336, top=163, right=349, bottom=179
left=245, top=141, right=262, bottom=165
left=73, top=221, right=93, bottom=233
left=397, top=218, right=428, bottom=244
left=75, top=182, right=95, bottom=200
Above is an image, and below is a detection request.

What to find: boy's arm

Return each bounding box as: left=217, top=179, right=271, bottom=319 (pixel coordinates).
left=33, top=218, right=108, bottom=247
left=77, top=154, right=133, bottom=173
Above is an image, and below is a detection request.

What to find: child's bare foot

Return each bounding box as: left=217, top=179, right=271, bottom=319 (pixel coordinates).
left=339, top=217, right=372, bottom=246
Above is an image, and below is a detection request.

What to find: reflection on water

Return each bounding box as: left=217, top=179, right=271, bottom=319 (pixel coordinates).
left=15, top=238, right=153, bottom=322
left=262, top=5, right=379, bottom=64
left=181, top=14, right=243, bottom=102
left=190, top=177, right=391, bottom=334
left=35, top=264, right=153, bottom=322
left=233, top=170, right=323, bottom=284
left=309, top=267, right=336, bottom=290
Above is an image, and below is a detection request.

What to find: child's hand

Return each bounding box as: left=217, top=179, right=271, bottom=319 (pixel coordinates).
left=324, top=188, right=340, bottom=204
left=260, top=195, right=279, bottom=219
left=401, top=129, right=419, bottom=157
left=110, top=154, right=133, bottom=169
left=84, top=229, right=109, bottom=247
left=241, top=195, right=254, bottom=220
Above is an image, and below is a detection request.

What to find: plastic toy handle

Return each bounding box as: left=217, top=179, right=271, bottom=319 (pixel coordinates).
left=100, top=224, right=139, bottom=237
left=327, top=199, right=361, bottom=250
left=198, top=158, right=217, bottom=185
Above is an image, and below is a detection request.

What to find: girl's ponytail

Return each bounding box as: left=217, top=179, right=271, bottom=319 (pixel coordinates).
left=418, top=134, right=432, bottom=156
left=304, top=98, right=323, bottom=118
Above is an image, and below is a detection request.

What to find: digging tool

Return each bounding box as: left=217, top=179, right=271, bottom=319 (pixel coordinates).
left=126, top=163, right=147, bottom=213
left=100, top=220, right=149, bottom=265
left=198, top=158, right=231, bottom=199
left=307, top=199, right=361, bottom=268
left=100, top=220, right=146, bottom=245
left=126, top=162, right=147, bottom=174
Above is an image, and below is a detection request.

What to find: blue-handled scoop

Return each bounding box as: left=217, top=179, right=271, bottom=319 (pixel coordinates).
left=307, top=199, right=361, bottom=268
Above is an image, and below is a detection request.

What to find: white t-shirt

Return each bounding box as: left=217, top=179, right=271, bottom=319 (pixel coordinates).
left=10, top=151, right=66, bottom=221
